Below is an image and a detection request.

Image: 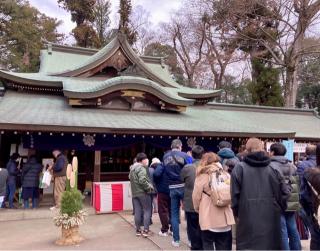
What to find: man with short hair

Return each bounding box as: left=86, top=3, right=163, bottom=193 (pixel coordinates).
left=231, top=138, right=287, bottom=250
left=129, top=153, right=154, bottom=237
left=49, top=149, right=67, bottom=210
left=269, top=142, right=301, bottom=250
left=181, top=145, right=204, bottom=250
left=163, top=139, right=191, bottom=247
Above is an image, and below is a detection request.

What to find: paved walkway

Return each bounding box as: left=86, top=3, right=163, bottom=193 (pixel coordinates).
left=0, top=213, right=159, bottom=250
left=0, top=209, right=311, bottom=250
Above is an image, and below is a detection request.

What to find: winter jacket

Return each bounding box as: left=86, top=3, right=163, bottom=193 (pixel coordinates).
left=148, top=166, right=157, bottom=194
left=218, top=148, right=238, bottom=162
left=218, top=148, right=239, bottom=173
left=180, top=160, right=199, bottom=212
left=129, top=162, right=154, bottom=198
left=304, top=167, right=320, bottom=217
left=53, top=153, right=67, bottom=177
left=270, top=156, right=300, bottom=212
left=6, top=159, right=19, bottom=185
left=193, top=162, right=235, bottom=230
left=231, top=151, right=287, bottom=250
left=153, top=163, right=170, bottom=195
left=163, top=150, right=191, bottom=188
left=236, top=152, right=246, bottom=162
left=297, top=155, right=317, bottom=214
left=0, top=168, right=8, bottom=197
left=22, top=157, right=42, bottom=188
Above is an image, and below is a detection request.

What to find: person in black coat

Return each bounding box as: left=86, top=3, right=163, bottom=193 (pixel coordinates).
left=231, top=138, right=288, bottom=250
left=6, top=153, right=20, bottom=208
left=303, top=143, right=320, bottom=250
left=22, top=155, right=42, bottom=209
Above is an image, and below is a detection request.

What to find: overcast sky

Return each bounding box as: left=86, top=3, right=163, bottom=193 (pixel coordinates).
left=28, top=0, right=182, bottom=44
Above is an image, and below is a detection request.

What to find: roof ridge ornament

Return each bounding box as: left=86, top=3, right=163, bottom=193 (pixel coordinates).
left=160, top=58, right=165, bottom=69
left=117, top=30, right=126, bottom=43
left=120, top=64, right=146, bottom=78
left=47, top=44, right=52, bottom=55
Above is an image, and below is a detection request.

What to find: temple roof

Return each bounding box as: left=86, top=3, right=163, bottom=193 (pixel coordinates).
left=0, top=91, right=319, bottom=139
left=0, top=32, right=221, bottom=111
left=62, top=76, right=194, bottom=107
left=0, top=32, right=319, bottom=137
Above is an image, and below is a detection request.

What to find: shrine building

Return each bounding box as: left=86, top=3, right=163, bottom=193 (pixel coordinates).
left=0, top=32, right=319, bottom=190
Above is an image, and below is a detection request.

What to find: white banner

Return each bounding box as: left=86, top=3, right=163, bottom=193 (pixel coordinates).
left=266, top=142, right=307, bottom=153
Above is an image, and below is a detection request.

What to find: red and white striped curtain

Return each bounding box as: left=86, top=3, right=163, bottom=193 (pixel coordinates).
left=93, top=182, right=133, bottom=213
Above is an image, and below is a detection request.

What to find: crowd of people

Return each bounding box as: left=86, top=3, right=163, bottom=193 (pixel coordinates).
left=129, top=138, right=320, bottom=250
left=1, top=138, right=320, bottom=250
left=0, top=149, right=68, bottom=210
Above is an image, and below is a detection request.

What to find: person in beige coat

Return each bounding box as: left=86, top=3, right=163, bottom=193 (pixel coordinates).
left=192, top=152, right=235, bottom=250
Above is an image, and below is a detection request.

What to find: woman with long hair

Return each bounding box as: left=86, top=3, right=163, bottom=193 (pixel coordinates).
left=192, top=152, right=235, bottom=250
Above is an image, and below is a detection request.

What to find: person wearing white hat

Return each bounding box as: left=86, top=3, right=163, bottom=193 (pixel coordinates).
left=149, top=158, right=161, bottom=214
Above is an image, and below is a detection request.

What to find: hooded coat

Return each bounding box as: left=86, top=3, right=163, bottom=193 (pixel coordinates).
left=129, top=162, right=154, bottom=198
left=180, top=160, right=200, bottom=212
left=218, top=148, right=239, bottom=173
left=192, top=162, right=235, bottom=230
left=270, top=156, right=300, bottom=212
left=153, top=163, right=170, bottom=195
left=6, top=159, right=19, bottom=185
left=304, top=167, right=320, bottom=216
left=297, top=155, right=317, bottom=214
left=231, top=151, right=287, bottom=250
left=22, top=157, right=42, bottom=188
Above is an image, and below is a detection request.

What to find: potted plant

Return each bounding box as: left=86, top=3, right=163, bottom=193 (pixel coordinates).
left=53, top=157, right=87, bottom=246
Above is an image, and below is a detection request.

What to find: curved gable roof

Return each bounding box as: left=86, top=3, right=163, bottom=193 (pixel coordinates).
left=63, top=76, right=193, bottom=107
left=48, top=33, right=182, bottom=88
left=0, top=32, right=221, bottom=106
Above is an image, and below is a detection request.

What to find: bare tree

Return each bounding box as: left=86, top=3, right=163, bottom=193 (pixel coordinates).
left=129, top=5, right=155, bottom=55
left=185, top=0, right=241, bottom=89
left=93, top=0, right=111, bottom=46
left=161, top=10, right=206, bottom=87
left=215, top=0, right=320, bottom=107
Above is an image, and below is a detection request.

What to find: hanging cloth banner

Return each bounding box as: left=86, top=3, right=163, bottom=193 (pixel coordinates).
left=93, top=181, right=132, bottom=213
left=282, top=139, right=295, bottom=162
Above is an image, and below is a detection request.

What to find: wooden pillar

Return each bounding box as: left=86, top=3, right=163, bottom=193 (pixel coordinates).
left=93, top=150, right=101, bottom=182
left=27, top=148, right=36, bottom=158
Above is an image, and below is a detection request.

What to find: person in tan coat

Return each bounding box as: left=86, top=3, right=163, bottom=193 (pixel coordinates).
left=192, top=152, right=235, bottom=250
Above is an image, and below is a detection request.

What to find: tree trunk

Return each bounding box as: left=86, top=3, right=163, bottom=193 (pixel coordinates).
left=284, top=8, right=308, bottom=107
left=55, top=226, right=84, bottom=246
left=284, top=66, right=298, bottom=108
left=186, top=71, right=195, bottom=88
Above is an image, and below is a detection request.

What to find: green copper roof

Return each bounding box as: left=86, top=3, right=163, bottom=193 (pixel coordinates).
left=0, top=91, right=319, bottom=139
left=0, top=32, right=220, bottom=104
left=0, top=70, right=63, bottom=87
left=63, top=76, right=193, bottom=106
left=50, top=36, right=119, bottom=76
left=39, top=50, right=90, bottom=75
left=0, top=69, right=219, bottom=102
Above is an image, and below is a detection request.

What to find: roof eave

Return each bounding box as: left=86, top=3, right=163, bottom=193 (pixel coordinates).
left=63, top=80, right=194, bottom=107
left=178, top=90, right=222, bottom=99
left=0, top=70, right=62, bottom=88
left=0, top=123, right=298, bottom=139
left=207, top=102, right=319, bottom=116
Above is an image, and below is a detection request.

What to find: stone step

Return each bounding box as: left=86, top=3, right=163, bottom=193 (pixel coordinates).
left=0, top=195, right=95, bottom=222
left=0, top=205, right=95, bottom=222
